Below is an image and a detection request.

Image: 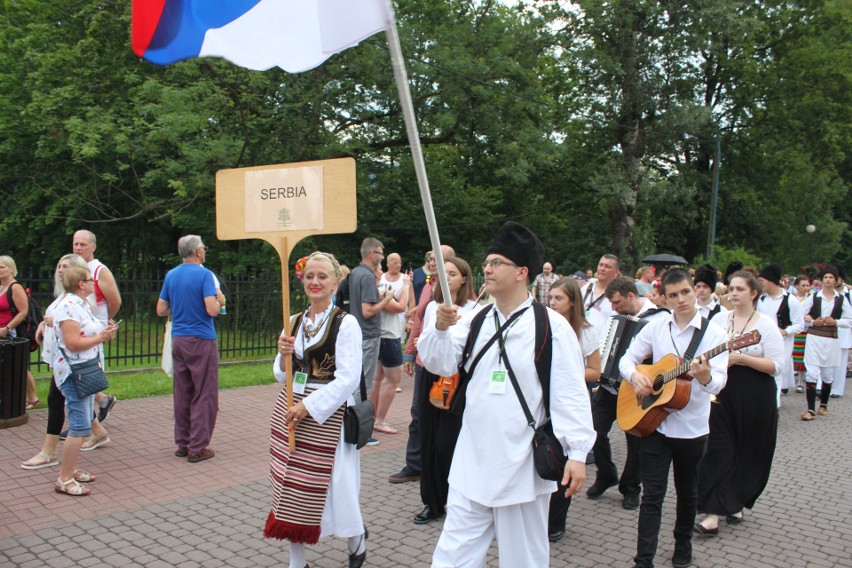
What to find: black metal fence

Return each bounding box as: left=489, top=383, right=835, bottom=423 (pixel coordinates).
left=22, top=272, right=310, bottom=374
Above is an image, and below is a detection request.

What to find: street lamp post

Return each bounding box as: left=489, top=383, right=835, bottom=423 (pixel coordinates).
left=806, top=224, right=816, bottom=266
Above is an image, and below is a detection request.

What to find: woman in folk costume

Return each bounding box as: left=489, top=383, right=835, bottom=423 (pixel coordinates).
left=791, top=275, right=812, bottom=392
left=265, top=252, right=367, bottom=568
left=696, top=271, right=785, bottom=536
left=416, top=257, right=482, bottom=525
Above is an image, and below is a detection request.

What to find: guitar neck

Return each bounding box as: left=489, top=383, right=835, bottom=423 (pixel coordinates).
left=665, top=343, right=728, bottom=383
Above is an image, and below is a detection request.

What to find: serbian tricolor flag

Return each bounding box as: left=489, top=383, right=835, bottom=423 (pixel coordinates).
left=132, top=0, right=392, bottom=73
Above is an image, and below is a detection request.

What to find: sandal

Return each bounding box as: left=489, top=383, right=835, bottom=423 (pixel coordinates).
left=55, top=477, right=91, bottom=497
left=25, top=399, right=40, bottom=410
left=21, top=451, right=60, bottom=470
left=72, top=470, right=96, bottom=483
left=81, top=432, right=110, bottom=451
left=373, top=422, right=398, bottom=434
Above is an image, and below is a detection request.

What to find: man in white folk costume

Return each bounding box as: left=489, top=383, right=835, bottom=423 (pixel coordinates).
left=418, top=221, right=596, bottom=567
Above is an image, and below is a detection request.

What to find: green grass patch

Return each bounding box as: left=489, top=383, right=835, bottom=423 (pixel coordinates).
left=30, top=361, right=277, bottom=408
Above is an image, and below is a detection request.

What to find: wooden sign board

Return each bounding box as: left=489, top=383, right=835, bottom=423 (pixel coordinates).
left=216, top=157, right=357, bottom=259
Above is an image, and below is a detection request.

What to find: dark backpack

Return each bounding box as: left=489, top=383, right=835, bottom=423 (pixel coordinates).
left=335, top=275, right=351, bottom=314
left=450, top=301, right=553, bottom=416
left=8, top=282, right=43, bottom=352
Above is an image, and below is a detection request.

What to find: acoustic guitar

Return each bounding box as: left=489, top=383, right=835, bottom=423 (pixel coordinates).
left=616, top=330, right=760, bottom=437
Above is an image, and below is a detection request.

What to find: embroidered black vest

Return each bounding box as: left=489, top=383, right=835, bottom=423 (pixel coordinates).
left=808, top=296, right=843, bottom=339
left=291, top=307, right=347, bottom=384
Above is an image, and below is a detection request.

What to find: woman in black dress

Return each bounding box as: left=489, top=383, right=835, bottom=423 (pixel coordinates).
left=415, top=257, right=481, bottom=525
left=695, top=270, right=785, bottom=536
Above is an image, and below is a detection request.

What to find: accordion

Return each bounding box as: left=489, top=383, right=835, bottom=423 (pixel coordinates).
left=600, top=315, right=649, bottom=387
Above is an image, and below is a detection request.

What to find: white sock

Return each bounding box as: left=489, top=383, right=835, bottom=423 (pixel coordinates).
left=348, top=532, right=366, bottom=555
left=288, top=543, right=305, bottom=568
left=99, top=396, right=110, bottom=409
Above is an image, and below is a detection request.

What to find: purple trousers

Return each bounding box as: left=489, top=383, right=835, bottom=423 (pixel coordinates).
left=172, top=336, right=219, bottom=454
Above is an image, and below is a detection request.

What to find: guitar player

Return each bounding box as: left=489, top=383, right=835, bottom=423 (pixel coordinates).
left=618, top=268, right=728, bottom=568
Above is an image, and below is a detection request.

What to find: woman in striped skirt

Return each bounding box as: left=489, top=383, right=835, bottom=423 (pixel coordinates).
left=265, top=252, right=368, bottom=568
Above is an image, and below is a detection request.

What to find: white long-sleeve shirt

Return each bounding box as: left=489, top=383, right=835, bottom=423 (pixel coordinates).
left=757, top=291, right=806, bottom=337
left=418, top=296, right=596, bottom=507
left=619, top=311, right=728, bottom=439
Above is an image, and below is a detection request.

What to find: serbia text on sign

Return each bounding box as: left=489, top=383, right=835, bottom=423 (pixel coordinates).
left=260, top=186, right=308, bottom=199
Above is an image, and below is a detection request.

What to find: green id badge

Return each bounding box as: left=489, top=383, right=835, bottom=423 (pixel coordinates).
left=293, top=371, right=308, bottom=394
left=489, top=370, right=507, bottom=394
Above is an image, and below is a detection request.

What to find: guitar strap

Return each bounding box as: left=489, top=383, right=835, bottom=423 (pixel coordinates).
left=683, top=317, right=710, bottom=362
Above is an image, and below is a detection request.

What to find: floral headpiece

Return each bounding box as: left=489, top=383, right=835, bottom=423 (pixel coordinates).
left=294, top=256, right=309, bottom=280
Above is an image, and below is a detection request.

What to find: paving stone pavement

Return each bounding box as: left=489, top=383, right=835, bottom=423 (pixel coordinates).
left=1, top=377, right=850, bottom=567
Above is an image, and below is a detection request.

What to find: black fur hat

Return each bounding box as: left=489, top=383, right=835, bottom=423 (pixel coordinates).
left=694, top=264, right=718, bottom=289
left=484, top=221, right=544, bottom=283
left=759, top=263, right=782, bottom=286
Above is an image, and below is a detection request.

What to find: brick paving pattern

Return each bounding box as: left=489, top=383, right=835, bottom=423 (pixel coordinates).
left=1, top=376, right=850, bottom=567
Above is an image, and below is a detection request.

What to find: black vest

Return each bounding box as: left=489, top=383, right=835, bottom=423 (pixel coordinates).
left=291, top=308, right=347, bottom=384
left=761, top=293, right=792, bottom=329
left=809, top=295, right=843, bottom=320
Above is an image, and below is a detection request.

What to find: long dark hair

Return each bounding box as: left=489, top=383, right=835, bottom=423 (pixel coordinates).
left=433, top=257, right=476, bottom=306
left=550, top=277, right=591, bottom=338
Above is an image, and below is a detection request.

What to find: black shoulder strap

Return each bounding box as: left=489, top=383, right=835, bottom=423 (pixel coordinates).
left=532, top=301, right=553, bottom=416
left=6, top=284, right=15, bottom=316
left=638, top=307, right=669, bottom=319
left=683, top=317, right=710, bottom=362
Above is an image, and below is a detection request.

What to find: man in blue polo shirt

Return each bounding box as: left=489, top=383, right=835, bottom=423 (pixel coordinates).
left=157, top=235, right=221, bottom=463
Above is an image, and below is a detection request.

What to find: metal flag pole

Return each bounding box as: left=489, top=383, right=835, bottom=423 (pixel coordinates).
left=384, top=11, right=453, bottom=307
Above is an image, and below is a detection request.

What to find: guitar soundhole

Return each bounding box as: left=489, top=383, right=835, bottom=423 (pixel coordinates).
left=651, top=375, right=665, bottom=393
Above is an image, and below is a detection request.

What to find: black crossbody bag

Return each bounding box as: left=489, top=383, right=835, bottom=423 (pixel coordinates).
left=499, top=340, right=566, bottom=482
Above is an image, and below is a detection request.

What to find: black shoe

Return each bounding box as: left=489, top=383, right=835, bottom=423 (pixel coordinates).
left=59, top=429, right=68, bottom=441
left=548, top=530, right=565, bottom=543
left=672, top=543, right=692, bottom=567
left=586, top=479, right=617, bottom=499
left=726, top=511, right=744, bottom=525
left=349, top=528, right=367, bottom=568
left=388, top=467, right=421, bottom=483
left=781, top=388, right=789, bottom=395
left=693, top=523, right=718, bottom=537
left=97, top=395, right=117, bottom=423
left=622, top=493, right=640, bottom=510
left=414, top=505, right=442, bottom=525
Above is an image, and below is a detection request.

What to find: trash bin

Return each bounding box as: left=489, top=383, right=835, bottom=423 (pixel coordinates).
left=0, top=337, right=30, bottom=428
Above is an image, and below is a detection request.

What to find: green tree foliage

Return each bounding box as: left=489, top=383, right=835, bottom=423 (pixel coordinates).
left=0, top=0, right=847, bottom=281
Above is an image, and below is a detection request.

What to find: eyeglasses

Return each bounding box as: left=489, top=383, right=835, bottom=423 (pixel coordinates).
left=371, top=250, right=384, bottom=257
left=481, top=259, right=520, bottom=271
left=198, top=245, right=208, bottom=252
left=82, top=279, right=94, bottom=283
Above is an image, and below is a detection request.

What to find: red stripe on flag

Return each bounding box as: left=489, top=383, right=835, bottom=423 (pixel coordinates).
left=131, top=0, right=168, bottom=57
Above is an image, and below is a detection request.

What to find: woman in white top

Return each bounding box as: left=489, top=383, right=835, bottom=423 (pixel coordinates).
left=696, top=271, right=785, bottom=535
left=52, top=266, right=118, bottom=496
left=546, top=276, right=601, bottom=541
left=266, top=252, right=367, bottom=568
left=20, top=254, right=111, bottom=470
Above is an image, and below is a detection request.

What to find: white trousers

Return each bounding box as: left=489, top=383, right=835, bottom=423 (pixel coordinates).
left=831, top=348, right=849, bottom=396
left=807, top=366, right=836, bottom=386
left=431, top=488, right=550, bottom=568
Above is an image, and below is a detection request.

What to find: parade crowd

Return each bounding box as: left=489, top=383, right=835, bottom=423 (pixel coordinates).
left=8, top=225, right=851, bottom=568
